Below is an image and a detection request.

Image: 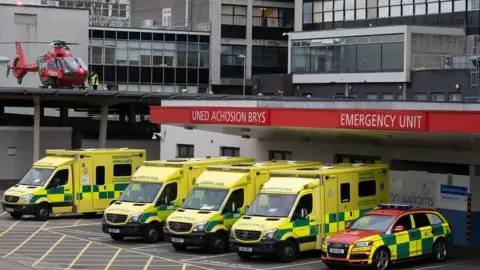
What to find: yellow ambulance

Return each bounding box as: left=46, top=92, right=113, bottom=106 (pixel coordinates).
left=164, top=160, right=323, bottom=254
left=1, top=148, right=146, bottom=221
left=229, top=163, right=389, bottom=263
left=101, top=156, right=254, bottom=243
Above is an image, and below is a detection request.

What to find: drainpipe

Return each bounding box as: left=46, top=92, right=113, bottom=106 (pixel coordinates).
left=185, top=0, right=189, bottom=27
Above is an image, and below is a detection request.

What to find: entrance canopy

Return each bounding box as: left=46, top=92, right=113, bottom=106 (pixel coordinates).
left=150, top=100, right=480, bottom=150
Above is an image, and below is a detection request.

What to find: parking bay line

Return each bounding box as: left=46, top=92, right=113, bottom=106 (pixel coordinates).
left=32, top=234, right=66, bottom=267
left=45, top=229, right=214, bottom=270
left=189, top=261, right=261, bottom=270
left=263, top=260, right=325, bottom=270
left=0, top=221, right=20, bottom=237
left=4, top=221, right=50, bottom=257
left=181, top=253, right=236, bottom=262
left=66, top=241, right=92, bottom=270
left=104, top=248, right=122, bottom=270
left=143, top=256, right=153, bottom=270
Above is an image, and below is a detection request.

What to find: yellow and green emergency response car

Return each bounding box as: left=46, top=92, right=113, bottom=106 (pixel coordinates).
left=1, top=148, right=146, bottom=221
left=229, top=163, right=389, bottom=262
left=101, top=156, right=254, bottom=243
left=164, top=160, right=323, bottom=254
left=321, top=204, right=453, bottom=270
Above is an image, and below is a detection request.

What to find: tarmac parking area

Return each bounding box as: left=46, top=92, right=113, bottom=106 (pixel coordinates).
left=0, top=210, right=477, bottom=270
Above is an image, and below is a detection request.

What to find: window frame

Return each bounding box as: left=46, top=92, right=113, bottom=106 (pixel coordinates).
left=113, top=164, right=132, bottom=177
left=176, top=144, right=195, bottom=158
left=268, top=150, right=292, bottom=160
left=220, top=146, right=240, bottom=157
left=95, top=166, right=106, bottom=186
left=392, top=214, right=413, bottom=231
left=340, top=183, right=351, bottom=203
left=221, top=44, right=247, bottom=66
left=358, top=180, right=376, bottom=197
left=221, top=4, right=247, bottom=26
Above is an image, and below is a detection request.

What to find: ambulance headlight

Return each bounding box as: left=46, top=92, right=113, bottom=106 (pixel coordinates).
left=129, top=213, right=143, bottom=223
left=193, top=222, right=207, bottom=232
left=20, top=194, right=33, bottom=203
left=354, top=241, right=373, bottom=248
left=262, top=229, right=278, bottom=240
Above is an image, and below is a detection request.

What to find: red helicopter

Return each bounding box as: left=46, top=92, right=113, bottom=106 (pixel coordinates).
left=1, top=39, right=101, bottom=89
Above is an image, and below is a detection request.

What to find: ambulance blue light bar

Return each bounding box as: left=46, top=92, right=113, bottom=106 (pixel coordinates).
left=378, top=203, right=412, bottom=210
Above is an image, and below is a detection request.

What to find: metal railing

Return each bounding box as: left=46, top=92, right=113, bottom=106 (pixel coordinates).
left=89, top=16, right=211, bottom=32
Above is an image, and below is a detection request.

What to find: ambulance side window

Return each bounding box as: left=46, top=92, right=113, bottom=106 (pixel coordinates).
left=358, top=180, right=376, bottom=197
left=293, top=194, right=313, bottom=217
left=393, top=215, right=412, bottom=231
left=96, top=166, right=105, bottom=185
left=427, top=213, right=443, bottom=224
left=48, top=169, right=69, bottom=188
left=340, top=183, right=350, bottom=203
left=225, top=189, right=245, bottom=211
left=159, top=182, right=178, bottom=203
left=114, top=164, right=132, bottom=177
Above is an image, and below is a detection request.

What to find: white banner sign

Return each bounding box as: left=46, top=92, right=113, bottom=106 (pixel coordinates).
left=389, top=171, right=436, bottom=209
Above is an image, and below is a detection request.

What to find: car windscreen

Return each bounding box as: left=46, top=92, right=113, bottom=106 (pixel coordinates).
left=349, top=214, right=396, bottom=231
left=246, top=193, right=297, bottom=217
left=118, top=182, right=163, bottom=203
left=182, top=187, right=229, bottom=211
left=18, top=167, right=54, bottom=186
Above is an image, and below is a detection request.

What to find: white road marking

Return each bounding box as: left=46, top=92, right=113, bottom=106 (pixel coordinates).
left=190, top=260, right=261, bottom=270
left=263, top=260, right=324, bottom=270
left=131, top=243, right=172, bottom=250
left=181, top=253, right=236, bottom=262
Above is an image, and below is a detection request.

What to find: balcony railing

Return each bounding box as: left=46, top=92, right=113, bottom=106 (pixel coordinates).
left=89, top=15, right=211, bottom=32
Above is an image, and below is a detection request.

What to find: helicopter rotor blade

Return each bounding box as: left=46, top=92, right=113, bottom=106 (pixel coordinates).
left=0, top=41, right=52, bottom=45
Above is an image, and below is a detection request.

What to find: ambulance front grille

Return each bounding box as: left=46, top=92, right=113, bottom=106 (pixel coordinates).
left=106, top=214, right=128, bottom=223
left=235, top=230, right=261, bottom=241
left=327, top=243, right=349, bottom=258
left=169, top=222, right=192, bottom=232
left=3, top=195, right=19, bottom=203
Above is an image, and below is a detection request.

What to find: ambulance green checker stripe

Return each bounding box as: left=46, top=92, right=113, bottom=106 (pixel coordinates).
left=138, top=203, right=176, bottom=223
left=30, top=186, right=73, bottom=203
left=323, top=208, right=374, bottom=234
left=76, top=184, right=129, bottom=200
left=378, top=224, right=452, bottom=260
left=204, top=212, right=243, bottom=232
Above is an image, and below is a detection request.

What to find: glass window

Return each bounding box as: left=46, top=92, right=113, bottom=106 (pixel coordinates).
left=350, top=215, right=396, bottom=231
left=356, top=8, right=366, bottom=19
left=334, top=0, right=344, bottom=10
left=415, top=3, right=427, bottom=13
left=345, top=0, right=355, bottom=9
left=19, top=168, right=54, bottom=186
left=159, top=182, right=178, bottom=202
left=358, top=180, right=376, bottom=197
left=47, top=169, right=69, bottom=188
left=382, top=42, right=404, bottom=70
left=414, top=93, right=428, bottom=100
left=96, top=166, right=105, bottom=185
left=427, top=213, right=443, bottom=224
left=120, top=182, right=162, bottom=203
left=428, top=2, right=439, bottom=13
left=346, top=10, right=355, bottom=20
left=293, top=193, right=313, bottom=216
left=357, top=44, right=382, bottom=71
left=222, top=4, right=247, bottom=25
left=431, top=93, right=445, bottom=101
left=269, top=150, right=292, bottom=160
left=454, top=0, right=466, bottom=11
left=140, top=50, right=151, bottom=66
left=366, top=93, right=378, bottom=100
left=403, top=4, right=414, bottom=15
left=413, top=213, right=431, bottom=227
left=382, top=93, right=395, bottom=100
left=114, top=164, right=132, bottom=177
left=104, top=47, right=115, bottom=65
left=247, top=193, right=297, bottom=217
left=221, top=45, right=246, bottom=66
left=468, top=0, right=480, bottom=10
left=449, top=93, right=462, bottom=101
left=340, top=183, right=350, bottom=203
left=303, top=2, right=313, bottom=23
left=177, top=144, right=194, bottom=158
left=391, top=5, right=401, bottom=16
left=393, top=215, right=413, bottom=230
left=220, top=146, right=240, bottom=156
left=441, top=0, right=452, bottom=12
left=225, top=189, right=245, bottom=211
left=200, top=51, right=209, bottom=68
left=182, top=188, right=229, bottom=211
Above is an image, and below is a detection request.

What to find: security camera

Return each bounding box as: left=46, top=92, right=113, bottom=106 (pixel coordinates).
left=152, top=132, right=162, bottom=140
left=282, top=32, right=288, bottom=36
left=181, top=88, right=189, bottom=93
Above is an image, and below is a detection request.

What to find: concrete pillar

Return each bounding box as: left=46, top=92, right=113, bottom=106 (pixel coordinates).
left=128, top=105, right=135, bottom=130
left=98, top=105, right=108, bottom=148
left=33, top=97, right=41, bottom=162
left=60, top=104, right=68, bottom=126
left=344, top=84, right=350, bottom=96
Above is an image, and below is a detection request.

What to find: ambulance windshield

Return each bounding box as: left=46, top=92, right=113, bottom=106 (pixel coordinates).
left=182, top=187, right=228, bottom=211
left=349, top=214, right=396, bottom=231
left=19, top=167, right=54, bottom=186
left=119, top=182, right=163, bottom=203
left=246, top=193, right=297, bottom=217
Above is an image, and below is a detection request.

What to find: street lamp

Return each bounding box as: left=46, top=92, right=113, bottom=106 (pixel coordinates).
left=238, top=54, right=246, bottom=95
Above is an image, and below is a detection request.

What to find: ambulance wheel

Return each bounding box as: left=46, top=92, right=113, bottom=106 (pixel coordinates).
left=172, top=244, right=187, bottom=251
left=209, top=231, right=228, bottom=254
left=35, top=204, right=50, bottom=221
left=371, top=247, right=390, bottom=270
left=237, top=252, right=252, bottom=260
left=433, top=239, right=447, bottom=262
left=142, top=223, right=162, bottom=243
left=278, top=239, right=298, bottom=263
left=110, top=234, right=124, bottom=241
left=9, top=213, right=23, bottom=219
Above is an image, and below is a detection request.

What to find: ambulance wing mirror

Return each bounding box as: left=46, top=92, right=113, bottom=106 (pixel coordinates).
left=301, top=208, right=308, bottom=219
left=393, top=225, right=405, bottom=232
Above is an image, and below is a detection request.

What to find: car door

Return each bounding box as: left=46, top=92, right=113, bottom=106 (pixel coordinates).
left=222, top=188, right=245, bottom=228
left=291, top=193, right=316, bottom=250
left=391, top=214, right=415, bottom=260
left=413, top=213, right=434, bottom=256
left=46, top=166, right=73, bottom=214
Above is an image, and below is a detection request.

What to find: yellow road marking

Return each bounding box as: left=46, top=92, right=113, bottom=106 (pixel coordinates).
left=66, top=241, right=92, bottom=270
left=182, top=263, right=187, bottom=270
left=5, top=221, right=49, bottom=257
left=0, top=221, right=20, bottom=237
left=45, top=223, right=99, bottom=229
left=105, top=248, right=122, bottom=270
left=72, top=219, right=82, bottom=226
left=44, top=229, right=214, bottom=270
left=143, top=256, right=153, bottom=270
left=32, top=235, right=66, bottom=267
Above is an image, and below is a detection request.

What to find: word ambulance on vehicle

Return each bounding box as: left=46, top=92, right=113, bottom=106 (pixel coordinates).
left=1, top=148, right=146, bottom=221
left=229, top=163, right=389, bottom=263
left=164, top=160, right=323, bottom=254
left=321, top=204, right=453, bottom=270
left=101, top=156, right=254, bottom=243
